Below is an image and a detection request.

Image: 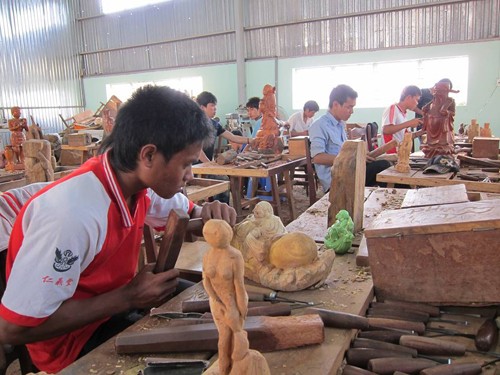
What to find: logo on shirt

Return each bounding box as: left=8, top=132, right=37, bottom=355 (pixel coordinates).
left=53, top=248, right=79, bottom=272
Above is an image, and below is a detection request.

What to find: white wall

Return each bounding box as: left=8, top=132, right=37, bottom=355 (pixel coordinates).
left=84, top=40, right=500, bottom=136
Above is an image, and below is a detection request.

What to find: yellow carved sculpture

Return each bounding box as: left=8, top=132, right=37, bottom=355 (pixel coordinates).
left=232, top=201, right=335, bottom=291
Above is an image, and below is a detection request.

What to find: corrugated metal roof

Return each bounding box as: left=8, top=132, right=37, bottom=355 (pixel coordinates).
left=0, top=0, right=83, bottom=133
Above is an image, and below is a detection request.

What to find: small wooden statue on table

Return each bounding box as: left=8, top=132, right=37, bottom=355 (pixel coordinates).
left=202, top=219, right=270, bottom=375
left=421, top=81, right=459, bottom=158
left=395, top=132, right=412, bottom=173
left=7, top=106, right=29, bottom=170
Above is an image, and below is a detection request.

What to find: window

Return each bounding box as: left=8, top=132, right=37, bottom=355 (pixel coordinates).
left=105, top=76, right=203, bottom=102
left=102, top=0, right=170, bottom=14
left=292, top=56, right=468, bottom=109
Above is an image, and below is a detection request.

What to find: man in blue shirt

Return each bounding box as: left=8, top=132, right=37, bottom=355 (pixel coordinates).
left=246, top=96, right=262, bottom=138
left=309, top=84, right=390, bottom=192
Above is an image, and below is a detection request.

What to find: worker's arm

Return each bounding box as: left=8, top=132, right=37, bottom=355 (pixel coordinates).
left=198, top=149, right=211, bottom=163
left=312, top=152, right=336, bottom=166
left=222, top=130, right=252, bottom=145
left=382, top=118, right=422, bottom=135
left=0, top=265, right=179, bottom=345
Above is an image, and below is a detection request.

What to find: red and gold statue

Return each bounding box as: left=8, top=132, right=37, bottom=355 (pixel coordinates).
left=7, top=106, right=29, bottom=169
left=254, top=84, right=283, bottom=154
left=421, top=82, right=459, bottom=158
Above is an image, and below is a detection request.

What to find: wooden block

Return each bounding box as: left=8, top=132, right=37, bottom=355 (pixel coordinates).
left=115, top=314, right=324, bottom=354
left=67, top=133, right=91, bottom=147
left=401, top=184, right=469, bottom=208
left=472, top=137, right=499, bottom=159
left=365, top=200, right=500, bottom=305
left=59, top=149, right=85, bottom=165
left=288, top=136, right=308, bottom=156
left=329, top=140, right=366, bottom=233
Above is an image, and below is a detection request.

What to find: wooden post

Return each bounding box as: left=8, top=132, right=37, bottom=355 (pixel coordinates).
left=328, top=140, right=366, bottom=233
left=23, top=139, right=54, bottom=184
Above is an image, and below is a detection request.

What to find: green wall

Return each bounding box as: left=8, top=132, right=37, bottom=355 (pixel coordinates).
left=84, top=40, right=500, bottom=136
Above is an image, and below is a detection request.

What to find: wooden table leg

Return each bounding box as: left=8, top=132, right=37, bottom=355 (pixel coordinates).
left=283, top=170, right=297, bottom=220
left=270, top=174, right=281, bottom=217
left=306, top=163, right=317, bottom=206
left=230, top=176, right=243, bottom=216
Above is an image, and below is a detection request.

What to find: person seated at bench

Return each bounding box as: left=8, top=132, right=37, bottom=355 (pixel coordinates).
left=0, top=86, right=236, bottom=374
left=309, top=84, right=391, bottom=193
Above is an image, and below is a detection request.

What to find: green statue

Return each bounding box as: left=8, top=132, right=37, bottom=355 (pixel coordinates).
left=324, top=210, right=354, bottom=254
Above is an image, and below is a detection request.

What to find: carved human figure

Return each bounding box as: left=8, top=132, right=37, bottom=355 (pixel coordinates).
left=421, top=82, right=459, bottom=158
left=8, top=106, right=29, bottom=165
left=203, top=219, right=269, bottom=375
left=255, top=84, right=282, bottom=153
left=395, top=132, right=412, bottom=173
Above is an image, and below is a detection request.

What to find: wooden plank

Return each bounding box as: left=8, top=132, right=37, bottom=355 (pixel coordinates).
left=115, top=315, right=324, bottom=354
left=401, top=185, right=469, bottom=208
left=356, top=235, right=369, bottom=267
left=328, top=140, right=366, bottom=233
left=0, top=170, right=75, bottom=192
left=184, top=178, right=229, bottom=202
left=377, top=166, right=500, bottom=194
left=174, top=240, right=210, bottom=275
left=365, top=200, right=500, bottom=237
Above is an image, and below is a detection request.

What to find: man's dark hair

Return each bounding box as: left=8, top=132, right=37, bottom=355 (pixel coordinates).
left=196, top=91, right=217, bottom=107
left=100, top=85, right=213, bottom=172
left=303, top=100, right=319, bottom=112
left=400, top=85, right=422, bottom=102
left=328, top=85, right=358, bottom=108
left=437, top=78, right=453, bottom=90
left=246, top=97, right=260, bottom=109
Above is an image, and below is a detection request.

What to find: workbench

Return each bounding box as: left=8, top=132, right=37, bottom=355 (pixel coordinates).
left=59, top=187, right=402, bottom=375
left=376, top=165, right=500, bottom=193
left=192, top=155, right=306, bottom=219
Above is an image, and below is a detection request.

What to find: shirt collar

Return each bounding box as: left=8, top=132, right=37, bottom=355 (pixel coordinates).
left=325, top=111, right=343, bottom=127
left=102, top=151, right=137, bottom=228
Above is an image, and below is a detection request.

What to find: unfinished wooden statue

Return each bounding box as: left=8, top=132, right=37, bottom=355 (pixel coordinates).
left=254, top=84, right=283, bottom=154
left=421, top=81, right=459, bottom=158
left=203, top=219, right=270, bottom=375
left=8, top=106, right=29, bottom=167
left=395, top=132, right=412, bottom=173
left=232, top=201, right=335, bottom=291
left=23, top=139, right=54, bottom=184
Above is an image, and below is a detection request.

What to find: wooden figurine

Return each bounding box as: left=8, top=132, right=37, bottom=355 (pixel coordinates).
left=395, top=132, right=412, bottom=173
left=254, top=84, right=283, bottom=154
left=480, top=123, right=492, bottom=137
left=202, top=219, right=270, bottom=375
left=421, top=81, right=459, bottom=158
left=8, top=106, right=29, bottom=168
left=23, top=139, right=54, bottom=184
left=26, top=115, right=44, bottom=140
left=232, top=201, right=335, bottom=291
left=467, top=119, right=480, bottom=143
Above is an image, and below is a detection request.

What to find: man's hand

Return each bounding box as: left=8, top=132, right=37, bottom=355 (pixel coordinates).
left=366, top=154, right=376, bottom=163
left=124, top=265, right=180, bottom=309
left=407, top=118, right=423, bottom=129
left=200, top=200, right=237, bottom=227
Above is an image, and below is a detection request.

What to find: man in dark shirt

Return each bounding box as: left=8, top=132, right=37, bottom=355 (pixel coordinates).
left=196, top=92, right=252, bottom=162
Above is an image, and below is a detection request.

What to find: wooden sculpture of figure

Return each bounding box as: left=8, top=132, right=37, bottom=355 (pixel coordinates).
left=23, top=139, right=54, bottom=184
left=203, top=219, right=270, bottom=375
left=232, top=201, right=335, bottom=291
left=395, top=132, right=412, bottom=173
left=255, top=84, right=283, bottom=154
left=421, top=81, right=459, bottom=158
left=8, top=106, right=29, bottom=167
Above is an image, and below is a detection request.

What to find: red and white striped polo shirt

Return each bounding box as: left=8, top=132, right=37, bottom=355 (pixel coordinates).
left=381, top=104, right=408, bottom=154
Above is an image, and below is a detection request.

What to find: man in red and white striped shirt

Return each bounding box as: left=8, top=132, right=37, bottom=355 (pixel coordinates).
left=0, top=86, right=236, bottom=373
left=381, top=86, right=423, bottom=154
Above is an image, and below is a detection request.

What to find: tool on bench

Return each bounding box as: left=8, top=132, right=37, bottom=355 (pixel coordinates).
left=245, top=284, right=316, bottom=305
